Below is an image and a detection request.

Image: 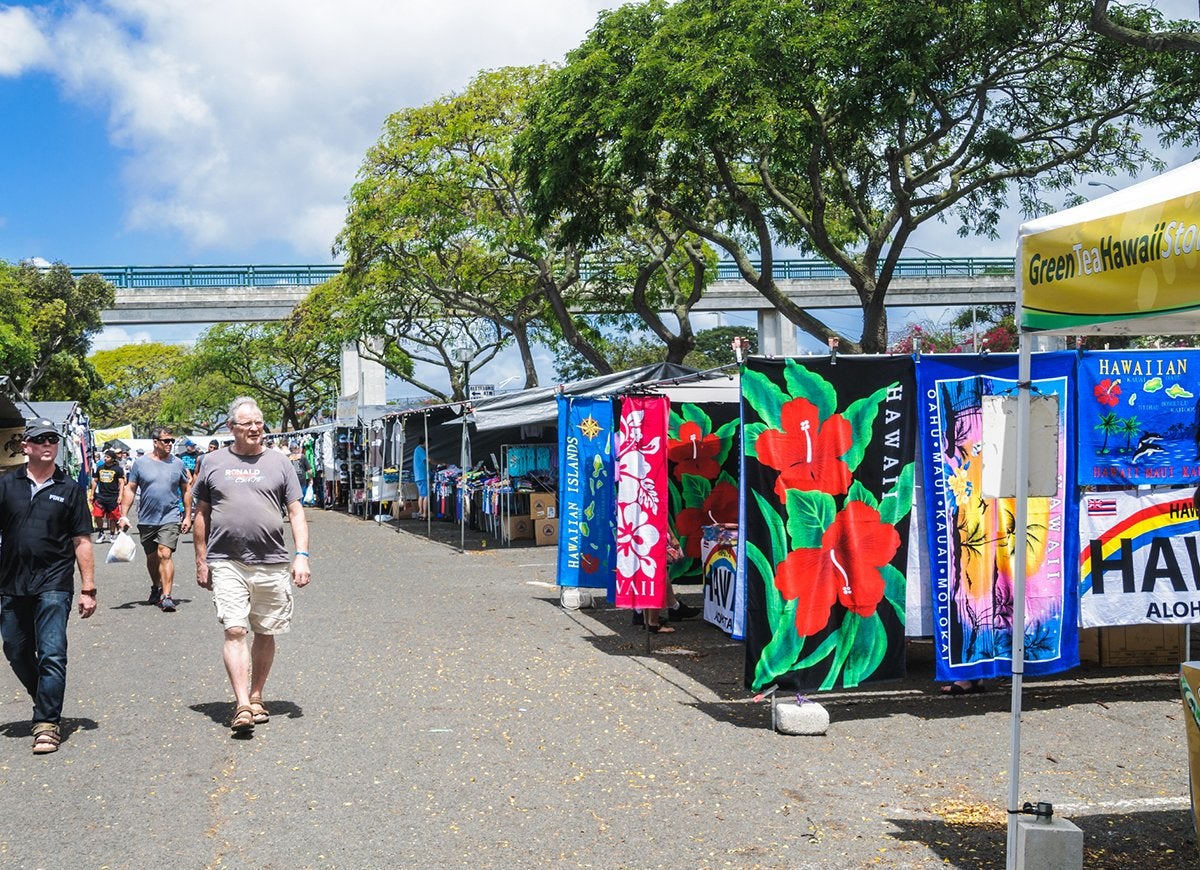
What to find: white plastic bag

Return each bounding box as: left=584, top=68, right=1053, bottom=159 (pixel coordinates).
left=106, top=530, right=137, bottom=563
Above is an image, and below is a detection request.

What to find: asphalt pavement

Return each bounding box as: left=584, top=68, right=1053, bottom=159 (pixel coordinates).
left=0, top=508, right=1193, bottom=869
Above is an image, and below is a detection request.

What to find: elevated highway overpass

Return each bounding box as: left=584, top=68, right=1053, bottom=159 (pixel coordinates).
left=81, top=259, right=1017, bottom=328
left=80, top=258, right=1021, bottom=404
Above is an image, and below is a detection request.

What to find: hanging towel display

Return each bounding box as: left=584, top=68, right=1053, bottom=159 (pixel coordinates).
left=666, top=401, right=740, bottom=584
left=741, top=357, right=917, bottom=692
left=556, top=396, right=618, bottom=599
left=1078, top=486, right=1200, bottom=627
left=1078, top=349, right=1200, bottom=486
left=918, top=352, right=1079, bottom=682
left=614, top=395, right=669, bottom=611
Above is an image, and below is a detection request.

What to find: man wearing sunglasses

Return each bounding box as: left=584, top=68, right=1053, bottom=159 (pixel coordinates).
left=0, top=418, right=97, bottom=754
left=118, top=427, right=193, bottom=612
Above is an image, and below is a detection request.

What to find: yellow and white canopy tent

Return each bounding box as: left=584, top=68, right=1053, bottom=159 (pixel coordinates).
left=1007, top=160, right=1200, bottom=865
left=1019, top=160, right=1200, bottom=334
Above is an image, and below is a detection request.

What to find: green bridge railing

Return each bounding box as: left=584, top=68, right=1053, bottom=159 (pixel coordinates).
left=74, top=257, right=1015, bottom=289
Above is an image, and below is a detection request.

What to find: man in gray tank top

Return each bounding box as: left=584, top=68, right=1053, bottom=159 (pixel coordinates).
left=192, top=397, right=311, bottom=734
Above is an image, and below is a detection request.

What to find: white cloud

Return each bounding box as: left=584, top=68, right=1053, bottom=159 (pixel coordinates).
left=0, top=7, right=51, bottom=75
left=23, top=0, right=613, bottom=258
left=89, top=325, right=158, bottom=350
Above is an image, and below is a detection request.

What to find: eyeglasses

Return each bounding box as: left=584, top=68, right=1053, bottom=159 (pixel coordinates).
left=232, top=420, right=265, bottom=429
left=27, top=434, right=60, bottom=445
left=156, top=438, right=176, bottom=444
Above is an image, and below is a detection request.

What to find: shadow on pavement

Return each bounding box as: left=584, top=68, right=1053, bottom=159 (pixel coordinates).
left=110, top=596, right=196, bottom=610
left=189, top=700, right=304, bottom=726
left=0, top=716, right=99, bottom=740
left=557, top=594, right=1183, bottom=727
left=888, top=807, right=1196, bottom=869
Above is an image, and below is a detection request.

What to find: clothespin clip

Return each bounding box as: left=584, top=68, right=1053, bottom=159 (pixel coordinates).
left=913, top=336, right=922, bottom=362
left=1075, top=335, right=1083, bottom=359
left=828, top=337, right=839, bottom=365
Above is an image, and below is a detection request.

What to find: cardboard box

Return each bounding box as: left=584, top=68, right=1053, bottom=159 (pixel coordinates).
left=1078, top=627, right=1100, bottom=664
left=504, top=514, right=534, bottom=541
left=535, top=518, right=559, bottom=546
left=530, top=493, right=557, bottom=520
left=1099, top=624, right=1186, bottom=667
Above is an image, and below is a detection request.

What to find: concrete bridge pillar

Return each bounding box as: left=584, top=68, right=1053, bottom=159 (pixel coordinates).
left=341, top=339, right=387, bottom=409
left=757, top=308, right=798, bottom=357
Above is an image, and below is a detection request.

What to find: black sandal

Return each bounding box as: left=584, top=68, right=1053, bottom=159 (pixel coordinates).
left=940, top=680, right=986, bottom=695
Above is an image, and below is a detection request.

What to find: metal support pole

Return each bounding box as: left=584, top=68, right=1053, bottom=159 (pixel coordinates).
left=1006, top=334, right=1034, bottom=869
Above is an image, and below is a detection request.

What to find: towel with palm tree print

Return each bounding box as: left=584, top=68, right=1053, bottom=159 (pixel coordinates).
left=917, top=352, right=1079, bottom=682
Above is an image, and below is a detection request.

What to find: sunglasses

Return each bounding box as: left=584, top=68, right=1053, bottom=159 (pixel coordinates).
left=27, top=434, right=60, bottom=445
left=156, top=438, right=176, bottom=444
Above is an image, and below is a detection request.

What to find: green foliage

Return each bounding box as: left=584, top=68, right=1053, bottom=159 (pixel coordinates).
left=334, top=64, right=716, bottom=396
left=0, top=260, right=114, bottom=401
left=87, top=342, right=190, bottom=431
left=683, top=326, right=757, bottom=370
left=174, top=318, right=340, bottom=431
left=333, top=67, right=559, bottom=399
left=522, top=0, right=1200, bottom=353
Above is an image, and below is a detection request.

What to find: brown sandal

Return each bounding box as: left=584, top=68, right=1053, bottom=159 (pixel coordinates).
left=230, top=705, right=255, bottom=733
left=32, top=722, right=61, bottom=754
left=248, top=696, right=269, bottom=724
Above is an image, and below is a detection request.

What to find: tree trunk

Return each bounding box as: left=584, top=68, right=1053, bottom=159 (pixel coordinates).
left=509, top=323, right=540, bottom=390
left=539, top=275, right=615, bottom=375
left=860, top=292, right=889, bottom=354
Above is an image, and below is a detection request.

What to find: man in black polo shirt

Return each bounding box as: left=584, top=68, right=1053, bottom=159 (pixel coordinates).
left=0, top=418, right=98, bottom=755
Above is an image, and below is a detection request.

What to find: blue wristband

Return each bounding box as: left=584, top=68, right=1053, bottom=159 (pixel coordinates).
left=294, top=551, right=309, bottom=557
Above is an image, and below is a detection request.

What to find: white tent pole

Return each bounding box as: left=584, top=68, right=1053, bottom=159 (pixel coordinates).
left=1005, top=332, right=1034, bottom=868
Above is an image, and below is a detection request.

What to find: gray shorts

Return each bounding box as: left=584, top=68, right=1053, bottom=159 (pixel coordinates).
left=138, top=522, right=181, bottom=554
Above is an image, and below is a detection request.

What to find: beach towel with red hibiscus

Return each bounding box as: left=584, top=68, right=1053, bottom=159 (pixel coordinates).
left=666, top=402, right=740, bottom=584
left=741, top=357, right=917, bottom=691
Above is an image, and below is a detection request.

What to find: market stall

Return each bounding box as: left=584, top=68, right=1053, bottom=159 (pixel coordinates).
left=1010, top=159, right=1200, bottom=864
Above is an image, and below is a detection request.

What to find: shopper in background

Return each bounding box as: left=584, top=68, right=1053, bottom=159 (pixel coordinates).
left=118, top=427, right=192, bottom=613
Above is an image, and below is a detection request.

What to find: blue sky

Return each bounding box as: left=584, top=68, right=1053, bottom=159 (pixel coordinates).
left=0, top=1, right=1197, bottom=388
left=0, top=0, right=618, bottom=377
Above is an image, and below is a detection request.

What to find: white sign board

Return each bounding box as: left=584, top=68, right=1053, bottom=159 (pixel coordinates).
left=980, top=394, right=1059, bottom=499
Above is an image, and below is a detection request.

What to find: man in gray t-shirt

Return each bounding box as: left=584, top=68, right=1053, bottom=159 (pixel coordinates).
left=193, top=447, right=301, bottom=564
left=118, top=427, right=192, bottom=613
left=193, top=397, right=311, bottom=735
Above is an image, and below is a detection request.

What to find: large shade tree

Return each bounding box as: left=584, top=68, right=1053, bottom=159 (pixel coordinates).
left=0, top=260, right=114, bottom=400
left=1091, top=0, right=1200, bottom=54
left=173, top=318, right=340, bottom=431
left=334, top=65, right=712, bottom=395
left=87, top=342, right=190, bottom=431
left=519, top=0, right=1200, bottom=353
